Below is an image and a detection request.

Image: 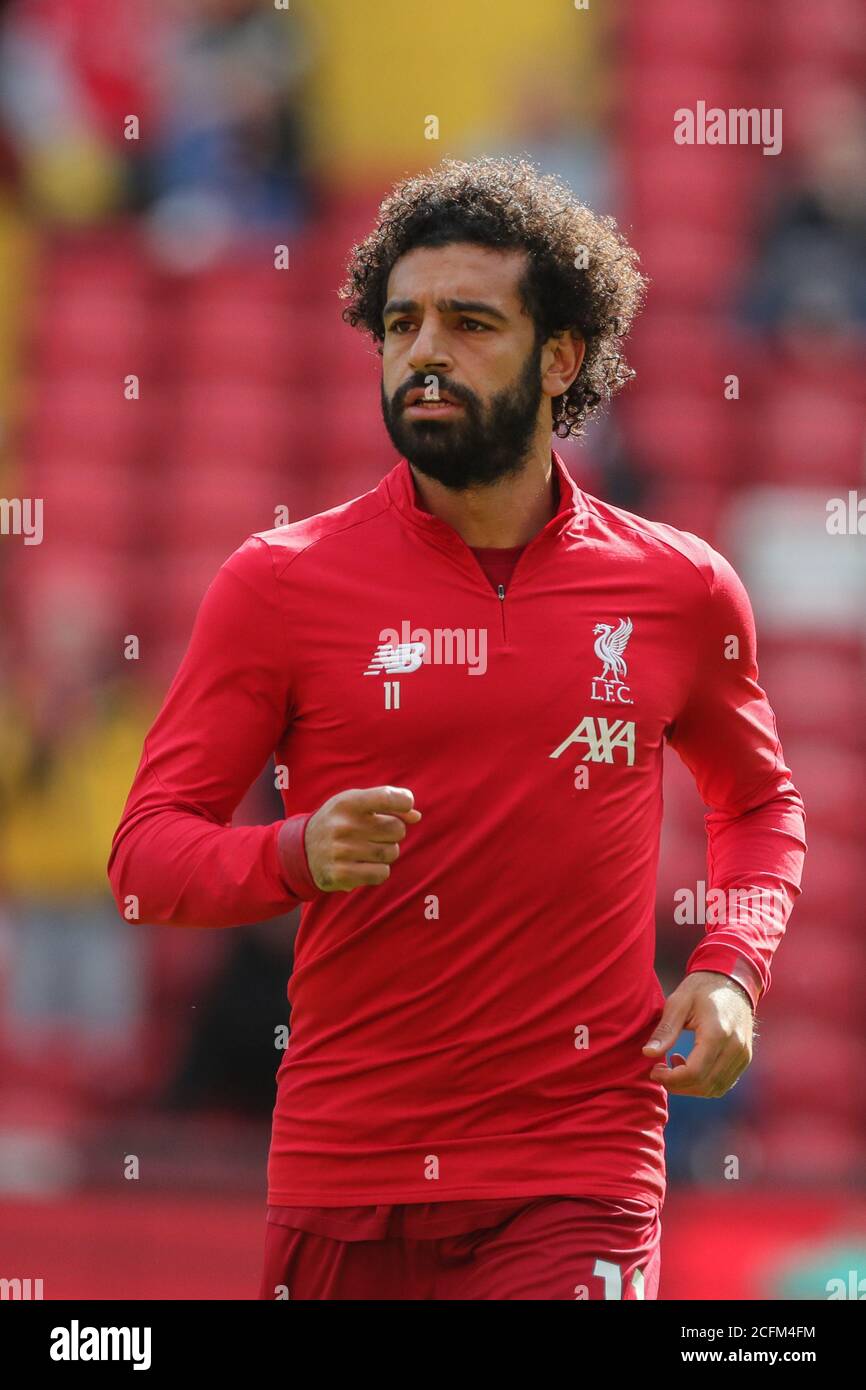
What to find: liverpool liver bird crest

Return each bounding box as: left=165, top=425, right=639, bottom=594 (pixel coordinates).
left=593, top=618, right=633, bottom=682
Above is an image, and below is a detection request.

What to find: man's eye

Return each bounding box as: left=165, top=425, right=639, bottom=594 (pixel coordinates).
left=461, top=319, right=488, bottom=331
left=387, top=320, right=412, bottom=333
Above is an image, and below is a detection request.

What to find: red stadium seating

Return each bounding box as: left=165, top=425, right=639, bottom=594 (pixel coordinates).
left=758, top=1114, right=864, bottom=1184
left=764, top=0, right=866, bottom=69
left=756, top=640, right=865, bottom=740
left=757, top=1023, right=864, bottom=1121
left=628, top=145, right=758, bottom=236
left=620, top=392, right=738, bottom=481
left=632, top=225, right=749, bottom=310
left=760, top=928, right=862, bottom=1026
left=755, top=387, right=865, bottom=487
left=629, top=316, right=763, bottom=396
left=625, top=0, right=749, bottom=65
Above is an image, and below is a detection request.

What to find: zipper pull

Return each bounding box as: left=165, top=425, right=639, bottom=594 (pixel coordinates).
left=497, top=583, right=505, bottom=600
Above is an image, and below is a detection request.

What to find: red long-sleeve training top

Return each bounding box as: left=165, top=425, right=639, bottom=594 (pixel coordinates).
left=108, top=450, right=806, bottom=1212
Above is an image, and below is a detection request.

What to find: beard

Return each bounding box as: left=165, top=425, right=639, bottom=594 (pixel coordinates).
left=380, top=337, right=544, bottom=490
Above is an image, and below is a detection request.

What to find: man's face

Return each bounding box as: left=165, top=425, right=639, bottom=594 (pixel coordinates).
left=379, top=242, right=547, bottom=490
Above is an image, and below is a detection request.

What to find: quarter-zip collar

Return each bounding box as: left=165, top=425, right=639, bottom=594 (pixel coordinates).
left=381, top=448, right=586, bottom=570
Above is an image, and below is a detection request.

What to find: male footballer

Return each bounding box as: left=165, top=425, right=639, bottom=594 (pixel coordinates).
left=109, top=157, right=806, bottom=1301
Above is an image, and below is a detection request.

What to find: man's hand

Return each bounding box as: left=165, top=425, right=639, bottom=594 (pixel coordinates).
left=304, top=785, right=421, bottom=892
left=642, top=971, right=754, bottom=1097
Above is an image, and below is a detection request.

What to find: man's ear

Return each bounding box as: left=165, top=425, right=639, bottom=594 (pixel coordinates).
left=544, top=329, right=585, bottom=396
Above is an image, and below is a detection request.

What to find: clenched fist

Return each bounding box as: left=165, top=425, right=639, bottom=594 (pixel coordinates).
left=303, top=786, right=421, bottom=892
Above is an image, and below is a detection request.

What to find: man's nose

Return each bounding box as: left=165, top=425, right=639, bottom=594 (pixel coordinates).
left=407, top=317, right=452, bottom=373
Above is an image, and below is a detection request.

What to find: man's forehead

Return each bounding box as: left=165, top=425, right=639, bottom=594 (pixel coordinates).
left=386, top=242, right=528, bottom=303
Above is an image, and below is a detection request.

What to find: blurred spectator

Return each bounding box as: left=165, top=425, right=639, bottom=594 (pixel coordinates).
left=739, top=83, right=866, bottom=340
left=159, top=915, right=297, bottom=1118
left=0, top=647, right=150, bottom=1051
left=0, top=0, right=316, bottom=251
left=141, top=0, right=317, bottom=266
left=464, top=66, right=615, bottom=214
left=0, top=0, right=159, bottom=221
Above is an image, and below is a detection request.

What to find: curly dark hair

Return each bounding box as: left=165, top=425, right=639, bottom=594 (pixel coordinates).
left=338, top=156, right=647, bottom=438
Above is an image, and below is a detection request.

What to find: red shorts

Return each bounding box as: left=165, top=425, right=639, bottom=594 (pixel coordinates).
left=258, top=1196, right=661, bottom=1300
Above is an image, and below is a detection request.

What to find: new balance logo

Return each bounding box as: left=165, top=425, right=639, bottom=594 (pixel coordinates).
left=551, top=716, right=636, bottom=766
left=364, top=625, right=488, bottom=676
left=364, top=642, right=426, bottom=675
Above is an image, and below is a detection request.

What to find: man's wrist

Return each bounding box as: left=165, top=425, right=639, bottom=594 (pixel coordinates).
left=719, top=974, right=755, bottom=1011
left=688, top=966, right=758, bottom=1012
left=685, top=947, right=763, bottom=1012
left=276, top=813, right=320, bottom=900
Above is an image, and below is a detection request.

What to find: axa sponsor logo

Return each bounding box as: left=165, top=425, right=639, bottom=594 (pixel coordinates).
left=550, top=716, right=636, bottom=766
left=591, top=617, right=634, bottom=705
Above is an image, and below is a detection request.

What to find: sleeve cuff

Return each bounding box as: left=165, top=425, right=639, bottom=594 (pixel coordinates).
left=275, top=813, right=320, bottom=901
left=685, top=947, right=764, bottom=1011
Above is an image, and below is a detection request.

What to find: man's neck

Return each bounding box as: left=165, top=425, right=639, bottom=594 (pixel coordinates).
left=408, top=447, right=558, bottom=549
